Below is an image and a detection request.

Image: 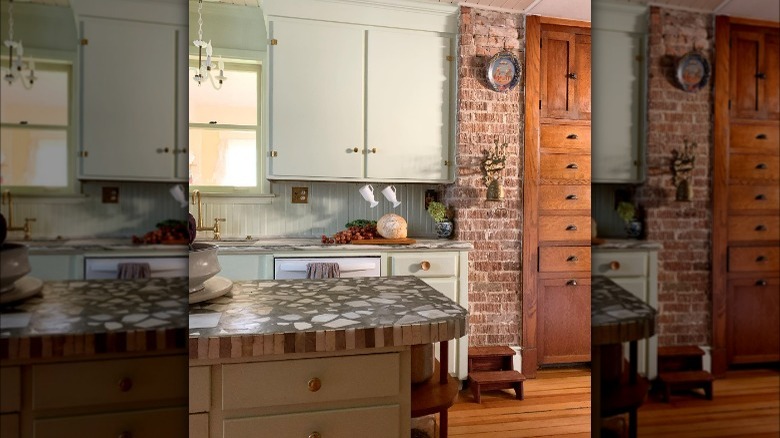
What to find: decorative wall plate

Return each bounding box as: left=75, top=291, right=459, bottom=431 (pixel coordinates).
left=486, top=51, right=520, bottom=92
left=676, top=52, right=710, bottom=92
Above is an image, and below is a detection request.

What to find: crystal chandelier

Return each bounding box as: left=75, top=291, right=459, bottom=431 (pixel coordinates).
left=191, top=0, right=227, bottom=89
left=3, top=0, right=37, bottom=88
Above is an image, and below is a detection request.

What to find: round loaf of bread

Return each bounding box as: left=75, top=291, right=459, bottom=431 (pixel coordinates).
left=376, top=213, right=408, bottom=239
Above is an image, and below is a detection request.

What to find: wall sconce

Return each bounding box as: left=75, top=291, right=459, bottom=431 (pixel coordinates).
left=672, top=139, right=696, bottom=202
left=481, top=140, right=508, bottom=201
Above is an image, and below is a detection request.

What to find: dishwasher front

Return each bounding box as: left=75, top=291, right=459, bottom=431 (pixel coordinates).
left=273, top=256, right=381, bottom=279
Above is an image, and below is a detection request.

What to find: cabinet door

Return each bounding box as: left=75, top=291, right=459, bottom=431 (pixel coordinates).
left=539, top=277, right=591, bottom=364
left=268, top=19, right=364, bottom=179
left=29, top=254, right=82, bottom=280
left=541, top=28, right=590, bottom=120
left=727, top=277, right=780, bottom=364
left=365, top=30, right=452, bottom=181
left=731, top=27, right=780, bottom=120
left=217, top=254, right=272, bottom=280
left=79, top=18, right=181, bottom=180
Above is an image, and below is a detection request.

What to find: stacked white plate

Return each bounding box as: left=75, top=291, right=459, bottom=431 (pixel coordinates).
left=189, top=243, right=232, bottom=304
left=1, top=243, right=43, bottom=305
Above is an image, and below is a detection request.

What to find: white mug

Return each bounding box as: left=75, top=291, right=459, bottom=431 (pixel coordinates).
left=359, top=184, right=379, bottom=208
left=381, top=185, right=401, bottom=208
left=169, top=184, right=188, bottom=208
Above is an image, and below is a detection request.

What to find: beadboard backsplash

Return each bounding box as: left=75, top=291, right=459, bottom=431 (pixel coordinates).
left=190, top=181, right=440, bottom=239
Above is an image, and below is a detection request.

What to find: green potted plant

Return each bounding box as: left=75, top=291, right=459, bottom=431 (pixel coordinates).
left=427, top=201, right=453, bottom=239
left=616, top=202, right=642, bottom=238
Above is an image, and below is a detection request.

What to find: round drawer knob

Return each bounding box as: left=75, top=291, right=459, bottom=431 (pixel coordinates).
left=118, top=377, right=133, bottom=392
left=118, top=431, right=133, bottom=438
left=309, top=432, right=322, bottom=438
left=308, top=377, right=322, bottom=392
left=609, top=261, right=621, bottom=271
left=420, top=261, right=431, bottom=271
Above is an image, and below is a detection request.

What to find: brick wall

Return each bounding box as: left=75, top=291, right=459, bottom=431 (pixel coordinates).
left=636, top=7, right=714, bottom=347
left=444, top=6, right=524, bottom=346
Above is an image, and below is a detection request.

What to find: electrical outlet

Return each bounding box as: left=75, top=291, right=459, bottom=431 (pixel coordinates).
left=102, top=187, right=119, bottom=203
left=292, top=187, right=309, bottom=204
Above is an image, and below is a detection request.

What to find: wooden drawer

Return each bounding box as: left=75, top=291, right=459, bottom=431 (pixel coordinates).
left=729, top=246, right=780, bottom=272
left=0, top=367, right=20, bottom=413
left=222, top=353, right=400, bottom=410
left=540, top=153, right=591, bottom=181
left=539, top=185, right=591, bottom=211
left=538, top=216, right=591, bottom=243
left=728, top=185, right=780, bottom=212
left=33, top=407, right=187, bottom=438
left=390, top=252, right=457, bottom=277
left=728, top=215, right=780, bottom=242
left=0, top=414, right=18, bottom=438
left=592, top=251, right=648, bottom=277
left=32, top=355, right=188, bottom=410
left=540, top=124, right=590, bottom=151
left=730, top=123, right=780, bottom=153
left=730, top=154, right=780, bottom=181
left=539, top=246, right=591, bottom=272
left=189, top=366, right=210, bottom=414
left=223, top=404, right=400, bottom=438
left=189, top=413, right=209, bottom=438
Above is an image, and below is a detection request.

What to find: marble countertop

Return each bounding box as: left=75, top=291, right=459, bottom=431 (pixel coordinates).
left=0, top=278, right=187, bottom=361
left=197, top=237, right=473, bottom=253
left=591, top=276, right=656, bottom=345
left=592, top=239, right=662, bottom=250
left=189, top=276, right=468, bottom=360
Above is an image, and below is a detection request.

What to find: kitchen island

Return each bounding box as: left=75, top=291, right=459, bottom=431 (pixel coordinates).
left=0, top=277, right=188, bottom=438
left=189, top=276, right=469, bottom=438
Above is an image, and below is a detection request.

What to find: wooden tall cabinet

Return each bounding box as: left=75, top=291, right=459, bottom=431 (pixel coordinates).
left=523, top=17, right=592, bottom=377
left=713, top=17, right=780, bottom=375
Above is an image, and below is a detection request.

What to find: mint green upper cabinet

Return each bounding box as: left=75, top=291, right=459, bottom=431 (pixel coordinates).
left=365, top=29, right=452, bottom=181
left=78, top=17, right=187, bottom=181
left=268, top=19, right=364, bottom=180
left=592, top=2, right=647, bottom=183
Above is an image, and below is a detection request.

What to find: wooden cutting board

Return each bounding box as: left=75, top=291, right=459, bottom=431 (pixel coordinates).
left=351, top=238, right=416, bottom=245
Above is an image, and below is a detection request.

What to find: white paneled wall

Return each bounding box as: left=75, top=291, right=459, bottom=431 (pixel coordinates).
left=189, top=182, right=440, bottom=238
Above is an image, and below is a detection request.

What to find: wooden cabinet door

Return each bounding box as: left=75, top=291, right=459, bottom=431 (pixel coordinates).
left=79, top=18, right=181, bottom=181
left=541, top=27, right=590, bottom=120
left=268, top=19, right=364, bottom=179
left=727, top=277, right=780, bottom=364
left=365, top=29, right=452, bottom=181
left=539, top=277, right=591, bottom=364
left=731, top=27, right=780, bottom=120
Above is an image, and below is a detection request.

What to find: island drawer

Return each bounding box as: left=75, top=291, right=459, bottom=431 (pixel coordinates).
left=32, top=407, right=187, bottom=438
left=729, top=246, right=780, bottom=272
left=189, top=366, right=210, bottom=413
left=592, top=251, right=649, bottom=277
left=728, top=215, right=780, bottom=241
left=728, top=185, right=780, bottom=211
left=390, top=252, right=457, bottom=278
left=539, top=246, right=591, bottom=272
left=540, top=124, right=591, bottom=151
left=32, top=356, right=187, bottom=410
left=730, top=123, right=780, bottom=153
left=0, top=367, right=20, bottom=413
left=223, top=404, right=400, bottom=438
left=221, top=353, right=400, bottom=410
left=538, top=216, right=591, bottom=243
left=729, top=154, right=780, bottom=182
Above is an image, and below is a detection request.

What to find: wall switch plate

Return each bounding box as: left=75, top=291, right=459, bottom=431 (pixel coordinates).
left=102, top=187, right=119, bottom=203
left=292, top=187, right=308, bottom=204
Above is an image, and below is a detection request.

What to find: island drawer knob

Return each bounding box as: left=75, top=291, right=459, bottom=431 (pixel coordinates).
left=755, top=133, right=767, bottom=139
left=352, top=147, right=359, bottom=153
left=309, top=433, right=322, bottom=438
left=756, top=163, right=767, bottom=169
left=118, top=377, right=133, bottom=392
left=610, top=261, right=621, bottom=271
left=420, top=261, right=431, bottom=271
left=755, top=194, right=766, bottom=200
left=755, top=224, right=767, bottom=231
left=308, top=377, right=322, bottom=392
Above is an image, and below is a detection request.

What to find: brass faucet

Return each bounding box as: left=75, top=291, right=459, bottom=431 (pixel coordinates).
left=191, top=189, right=226, bottom=240
left=1, top=190, right=36, bottom=241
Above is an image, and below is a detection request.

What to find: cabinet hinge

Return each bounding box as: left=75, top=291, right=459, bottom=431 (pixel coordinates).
left=270, top=39, right=278, bottom=46
left=80, top=38, right=88, bottom=45
left=446, top=55, right=454, bottom=62
left=270, top=150, right=278, bottom=157
left=79, top=151, right=89, bottom=158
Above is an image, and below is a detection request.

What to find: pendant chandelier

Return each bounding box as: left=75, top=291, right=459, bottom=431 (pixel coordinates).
left=192, top=0, right=227, bottom=89
left=3, top=0, right=37, bottom=88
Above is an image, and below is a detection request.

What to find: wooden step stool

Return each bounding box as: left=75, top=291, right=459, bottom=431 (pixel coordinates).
left=657, top=345, right=714, bottom=402
left=467, top=346, right=525, bottom=403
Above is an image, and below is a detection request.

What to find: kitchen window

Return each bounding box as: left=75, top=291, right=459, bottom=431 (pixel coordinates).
left=0, top=62, right=74, bottom=193
left=188, top=60, right=262, bottom=191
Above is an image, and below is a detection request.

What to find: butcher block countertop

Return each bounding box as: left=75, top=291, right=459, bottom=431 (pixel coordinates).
left=189, top=276, right=469, bottom=361
left=0, top=278, right=187, bottom=362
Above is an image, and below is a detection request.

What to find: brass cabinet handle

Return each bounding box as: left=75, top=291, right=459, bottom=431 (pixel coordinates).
left=566, top=279, right=578, bottom=286
left=566, top=133, right=578, bottom=139
left=309, top=433, right=322, bottom=438
left=566, top=163, right=579, bottom=169
left=610, top=261, right=621, bottom=270
left=308, top=377, right=322, bottom=392
left=755, top=224, right=767, bottom=231
left=755, top=72, right=767, bottom=79
left=755, top=163, right=767, bottom=169
left=568, top=72, right=578, bottom=79
left=420, top=261, right=431, bottom=271
left=756, top=255, right=767, bottom=262
left=566, top=255, right=579, bottom=262
left=755, top=194, right=766, bottom=200
left=756, top=279, right=767, bottom=286
left=352, top=147, right=359, bottom=153
left=118, top=377, right=133, bottom=392
left=565, top=225, right=578, bottom=231
left=755, top=133, right=767, bottom=139
left=566, top=194, right=578, bottom=200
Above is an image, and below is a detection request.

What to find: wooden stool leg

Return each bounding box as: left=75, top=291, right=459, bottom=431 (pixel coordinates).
left=471, top=383, right=481, bottom=404
left=628, top=408, right=638, bottom=438
left=514, top=382, right=524, bottom=400
left=705, top=382, right=713, bottom=400
left=440, top=409, right=448, bottom=438
left=663, top=383, right=671, bottom=403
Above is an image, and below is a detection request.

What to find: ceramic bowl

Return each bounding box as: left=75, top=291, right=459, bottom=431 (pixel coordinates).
left=0, top=243, right=31, bottom=293
left=189, top=243, right=221, bottom=293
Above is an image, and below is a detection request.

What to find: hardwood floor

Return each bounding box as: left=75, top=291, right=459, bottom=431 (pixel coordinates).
left=447, top=367, right=779, bottom=438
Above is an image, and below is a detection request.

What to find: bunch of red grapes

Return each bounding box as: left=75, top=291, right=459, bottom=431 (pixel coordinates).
left=132, top=220, right=189, bottom=244
left=321, top=223, right=378, bottom=244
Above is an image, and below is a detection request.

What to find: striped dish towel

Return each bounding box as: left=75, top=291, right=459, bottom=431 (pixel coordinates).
left=306, top=262, right=340, bottom=279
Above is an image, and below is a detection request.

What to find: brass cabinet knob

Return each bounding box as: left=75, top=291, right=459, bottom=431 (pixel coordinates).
left=118, top=377, right=133, bottom=392
left=565, top=225, right=578, bottom=231
left=755, top=163, right=767, bottom=169
left=756, top=255, right=767, bottom=262
left=755, top=194, right=766, bottom=200
left=755, top=133, right=767, bottom=139
left=566, top=194, right=578, bottom=200
left=309, top=433, right=322, bottom=438
left=566, top=255, right=579, bottom=262
left=609, top=261, right=621, bottom=271
left=352, top=147, right=359, bottom=153
left=371, top=147, right=378, bottom=154
left=420, top=261, right=431, bottom=271
left=566, top=163, right=579, bottom=169
left=270, top=150, right=278, bottom=157
left=308, top=377, right=322, bottom=392
left=566, top=133, right=578, bottom=139
left=566, top=279, right=578, bottom=286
